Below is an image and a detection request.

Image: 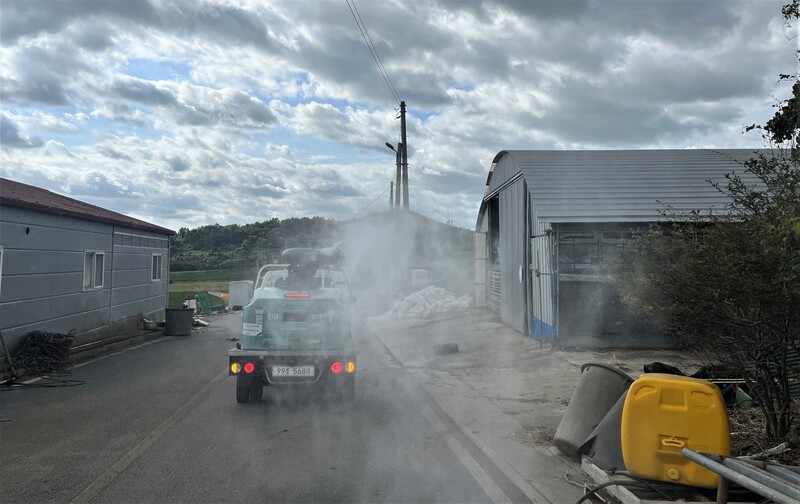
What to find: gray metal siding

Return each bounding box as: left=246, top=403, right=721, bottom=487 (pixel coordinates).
left=499, top=178, right=527, bottom=334
left=2, top=289, right=111, bottom=328
left=0, top=207, right=112, bottom=345
left=0, top=207, right=170, bottom=349
left=0, top=272, right=83, bottom=302
left=110, top=228, right=169, bottom=323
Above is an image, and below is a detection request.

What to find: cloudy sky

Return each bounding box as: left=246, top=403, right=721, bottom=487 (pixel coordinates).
left=1, top=0, right=796, bottom=230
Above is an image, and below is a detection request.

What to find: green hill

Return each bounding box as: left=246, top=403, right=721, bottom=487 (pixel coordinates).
left=170, top=212, right=474, bottom=298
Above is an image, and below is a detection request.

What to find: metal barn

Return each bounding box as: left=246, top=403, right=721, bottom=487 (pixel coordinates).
left=474, top=149, right=760, bottom=347
left=0, top=178, right=175, bottom=353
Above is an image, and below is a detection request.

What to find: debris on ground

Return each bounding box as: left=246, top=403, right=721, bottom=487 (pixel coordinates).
left=193, top=318, right=209, bottom=327
left=433, top=343, right=459, bottom=355
left=387, top=286, right=471, bottom=319
left=12, top=330, right=75, bottom=376
left=729, top=404, right=800, bottom=466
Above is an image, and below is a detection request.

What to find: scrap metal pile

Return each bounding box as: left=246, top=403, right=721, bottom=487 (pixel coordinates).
left=387, top=285, right=471, bottom=319
left=11, top=329, right=75, bottom=376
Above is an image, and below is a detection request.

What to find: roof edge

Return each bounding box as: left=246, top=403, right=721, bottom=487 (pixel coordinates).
left=0, top=178, right=176, bottom=236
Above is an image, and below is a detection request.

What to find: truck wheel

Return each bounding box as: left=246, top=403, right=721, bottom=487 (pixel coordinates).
left=236, top=386, right=250, bottom=403
left=341, top=378, right=355, bottom=403
left=249, top=383, right=263, bottom=402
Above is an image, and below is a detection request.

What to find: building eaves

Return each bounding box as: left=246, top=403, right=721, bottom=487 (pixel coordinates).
left=0, top=178, right=176, bottom=236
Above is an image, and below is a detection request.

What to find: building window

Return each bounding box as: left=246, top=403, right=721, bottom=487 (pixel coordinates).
left=83, top=251, right=104, bottom=289
left=558, top=234, right=599, bottom=274
left=152, top=253, right=163, bottom=281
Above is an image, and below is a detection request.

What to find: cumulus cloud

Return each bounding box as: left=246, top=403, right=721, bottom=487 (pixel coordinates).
left=0, top=0, right=160, bottom=43
left=109, top=77, right=277, bottom=129
left=0, top=0, right=794, bottom=229
left=1, top=114, right=44, bottom=149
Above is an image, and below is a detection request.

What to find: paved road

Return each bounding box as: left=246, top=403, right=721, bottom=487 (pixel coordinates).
left=1, top=313, right=531, bottom=503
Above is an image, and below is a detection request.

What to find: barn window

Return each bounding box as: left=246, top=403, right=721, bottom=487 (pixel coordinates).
left=83, top=251, right=105, bottom=289
left=151, top=253, right=163, bottom=281
left=558, top=234, right=599, bottom=274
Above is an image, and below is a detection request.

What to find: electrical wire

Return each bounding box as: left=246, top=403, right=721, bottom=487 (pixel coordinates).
left=608, top=470, right=676, bottom=501
left=352, top=184, right=393, bottom=218
left=11, top=329, right=76, bottom=375
left=2, top=376, right=86, bottom=390
left=345, top=0, right=401, bottom=105
left=351, top=0, right=400, bottom=102
left=1, top=329, right=86, bottom=390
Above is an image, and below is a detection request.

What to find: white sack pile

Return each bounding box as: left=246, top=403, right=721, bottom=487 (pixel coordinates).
left=388, top=285, right=472, bottom=319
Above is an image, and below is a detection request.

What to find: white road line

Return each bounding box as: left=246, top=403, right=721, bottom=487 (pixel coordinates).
left=420, top=403, right=512, bottom=504
left=69, top=369, right=228, bottom=504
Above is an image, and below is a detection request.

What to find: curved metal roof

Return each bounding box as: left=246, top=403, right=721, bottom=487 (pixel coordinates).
left=478, top=149, right=765, bottom=225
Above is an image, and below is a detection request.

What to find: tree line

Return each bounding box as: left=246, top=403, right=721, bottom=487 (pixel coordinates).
left=170, top=212, right=474, bottom=273
left=170, top=216, right=338, bottom=271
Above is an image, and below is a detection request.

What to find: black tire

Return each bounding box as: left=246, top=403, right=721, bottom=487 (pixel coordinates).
left=236, top=386, right=250, bottom=403
left=341, top=378, right=355, bottom=403
left=249, top=383, right=263, bottom=402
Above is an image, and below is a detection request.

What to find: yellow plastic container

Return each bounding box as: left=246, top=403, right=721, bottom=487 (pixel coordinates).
left=621, top=374, right=730, bottom=489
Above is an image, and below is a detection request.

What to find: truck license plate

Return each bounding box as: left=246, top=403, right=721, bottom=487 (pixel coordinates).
left=272, top=365, right=315, bottom=377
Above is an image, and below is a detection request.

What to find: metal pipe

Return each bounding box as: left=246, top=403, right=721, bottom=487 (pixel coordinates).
left=682, top=449, right=800, bottom=504
left=723, top=457, right=800, bottom=498
left=768, top=466, right=800, bottom=485
left=740, top=459, right=800, bottom=486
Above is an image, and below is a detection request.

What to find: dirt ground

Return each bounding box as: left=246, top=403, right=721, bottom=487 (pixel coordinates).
left=729, top=404, right=800, bottom=465
left=369, top=309, right=800, bottom=468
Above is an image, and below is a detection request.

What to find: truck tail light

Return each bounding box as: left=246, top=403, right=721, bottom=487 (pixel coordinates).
left=346, top=361, right=356, bottom=373
left=331, top=362, right=343, bottom=374
left=244, top=362, right=256, bottom=374
left=230, top=362, right=241, bottom=374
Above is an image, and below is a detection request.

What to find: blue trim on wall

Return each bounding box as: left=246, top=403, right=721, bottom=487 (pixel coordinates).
left=531, top=317, right=555, bottom=342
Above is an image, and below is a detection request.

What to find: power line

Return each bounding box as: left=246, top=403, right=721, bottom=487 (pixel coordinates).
left=345, top=0, right=401, bottom=105
left=352, top=183, right=392, bottom=219
left=351, top=0, right=400, bottom=103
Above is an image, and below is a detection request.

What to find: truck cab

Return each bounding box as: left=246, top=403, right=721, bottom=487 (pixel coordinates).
left=228, top=245, right=357, bottom=404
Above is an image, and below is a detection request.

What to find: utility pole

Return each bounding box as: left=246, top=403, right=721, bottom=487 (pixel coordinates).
left=389, top=181, right=394, bottom=209
left=400, top=100, right=409, bottom=209
left=394, top=142, right=402, bottom=209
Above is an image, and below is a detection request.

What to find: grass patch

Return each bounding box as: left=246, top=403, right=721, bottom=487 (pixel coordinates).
left=168, top=291, right=225, bottom=310
left=169, top=280, right=233, bottom=292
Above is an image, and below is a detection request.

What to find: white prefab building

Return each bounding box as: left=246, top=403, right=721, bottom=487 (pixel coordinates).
left=474, top=149, right=761, bottom=347
left=0, top=178, right=175, bottom=355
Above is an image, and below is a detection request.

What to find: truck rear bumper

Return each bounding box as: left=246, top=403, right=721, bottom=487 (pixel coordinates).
left=228, top=349, right=357, bottom=386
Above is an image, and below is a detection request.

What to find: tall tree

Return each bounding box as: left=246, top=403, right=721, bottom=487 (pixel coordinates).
left=614, top=3, right=800, bottom=438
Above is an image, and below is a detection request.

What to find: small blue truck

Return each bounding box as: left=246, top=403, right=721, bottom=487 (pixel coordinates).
left=228, top=245, right=357, bottom=404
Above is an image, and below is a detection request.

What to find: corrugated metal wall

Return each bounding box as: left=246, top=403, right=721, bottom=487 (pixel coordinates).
left=474, top=232, right=487, bottom=307
left=530, top=199, right=555, bottom=341
left=499, top=178, right=527, bottom=334
left=0, top=206, right=169, bottom=349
